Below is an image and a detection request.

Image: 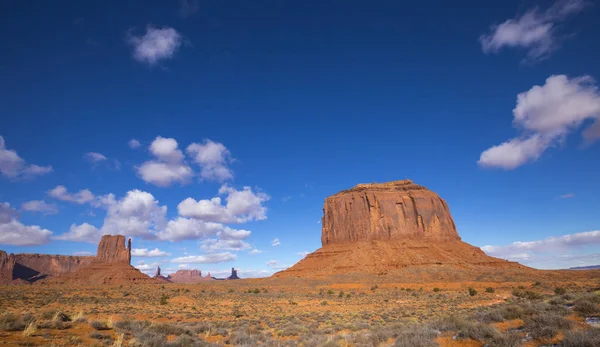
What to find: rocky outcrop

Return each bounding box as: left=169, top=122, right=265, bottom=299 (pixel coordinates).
left=168, top=269, right=214, bottom=283
left=95, top=235, right=131, bottom=264
left=227, top=267, right=240, bottom=280
left=44, top=235, right=156, bottom=285
left=322, top=180, right=459, bottom=245
left=152, top=266, right=171, bottom=282
left=0, top=250, right=93, bottom=284
left=275, top=179, right=528, bottom=279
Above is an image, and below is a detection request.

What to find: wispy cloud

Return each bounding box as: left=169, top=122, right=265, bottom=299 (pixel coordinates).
left=558, top=193, right=576, bottom=199
left=21, top=200, right=59, bottom=215
left=271, top=238, right=280, bottom=247
left=0, top=136, right=52, bottom=179
left=178, top=0, right=199, bottom=18
left=480, top=0, right=589, bottom=63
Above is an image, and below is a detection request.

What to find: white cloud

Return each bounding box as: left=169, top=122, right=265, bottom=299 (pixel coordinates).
left=200, top=239, right=251, bottom=252
left=178, top=185, right=269, bottom=223
left=54, top=223, right=102, bottom=243
left=171, top=252, right=236, bottom=263
left=249, top=249, right=262, bottom=255
left=157, top=217, right=223, bottom=242
left=271, top=238, right=280, bottom=247
left=0, top=203, right=52, bottom=246
left=266, top=260, right=289, bottom=270
left=84, top=152, right=108, bottom=163
left=478, top=75, right=600, bottom=169
left=186, top=139, right=233, bottom=182
left=583, top=120, right=600, bottom=144
left=179, top=0, right=199, bottom=18
left=72, top=251, right=93, bottom=256
left=131, top=248, right=171, bottom=257
left=48, top=185, right=115, bottom=208
left=480, top=0, right=588, bottom=62
left=559, top=193, right=575, bottom=199
left=100, top=190, right=167, bottom=238
left=297, top=251, right=310, bottom=257
left=482, top=230, right=600, bottom=268
left=137, top=136, right=193, bottom=187
left=134, top=261, right=160, bottom=275
left=127, top=26, right=183, bottom=66
left=21, top=200, right=59, bottom=215
left=0, top=136, right=52, bottom=179
left=128, top=139, right=141, bottom=149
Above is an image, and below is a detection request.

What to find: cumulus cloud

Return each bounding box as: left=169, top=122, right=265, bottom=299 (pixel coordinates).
left=266, top=260, right=289, bottom=270
left=127, top=26, right=183, bottom=66
left=178, top=185, right=269, bottom=223
left=54, top=223, right=102, bottom=243
left=478, top=75, right=600, bottom=169
left=297, top=251, right=310, bottom=257
left=156, top=217, right=223, bottom=242
left=200, top=239, right=251, bottom=253
left=131, top=248, right=170, bottom=257
left=0, top=202, right=52, bottom=246
left=84, top=152, right=107, bottom=163
left=559, top=193, right=575, bottom=199
left=137, top=136, right=193, bottom=187
left=100, top=190, right=167, bottom=238
left=249, top=249, right=262, bottom=255
left=21, top=200, right=59, bottom=215
left=48, top=185, right=115, bottom=208
left=0, top=136, right=52, bottom=179
left=271, top=238, right=280, bottom=247
left=482, top=230, right=600, bottom=268
left=134, top=261, right=161, bottom=275
left=128, top=139, right=141, bottom=149
left=72, top=251, right=93, bottom=256
left=186, top=140, right=233, bottom=182
left=171, top=252, right=236, bottom=264
left=480, top=0, right=588, bottom=62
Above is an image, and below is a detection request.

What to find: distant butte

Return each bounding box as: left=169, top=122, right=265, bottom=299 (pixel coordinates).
left=274, top=179, right=529, bottom=279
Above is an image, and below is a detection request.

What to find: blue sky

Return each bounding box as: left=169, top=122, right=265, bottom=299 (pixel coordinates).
left=1, top=0, right=600, bottom=275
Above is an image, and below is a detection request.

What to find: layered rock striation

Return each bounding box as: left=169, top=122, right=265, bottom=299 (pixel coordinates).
left=322, top=180, right=459, bottom=245
left=275, top=179, right=527, bottom=279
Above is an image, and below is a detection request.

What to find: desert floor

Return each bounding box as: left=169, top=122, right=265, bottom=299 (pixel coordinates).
left=1, top=273, right=600, bottom=346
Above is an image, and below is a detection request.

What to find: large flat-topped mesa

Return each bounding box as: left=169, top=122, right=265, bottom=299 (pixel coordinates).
left=321, top=179, right=460, bottom=245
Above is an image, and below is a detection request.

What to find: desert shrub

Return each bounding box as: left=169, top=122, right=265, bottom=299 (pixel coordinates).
left=524, top=312, right=572, bottom=339
left=159, top=294, right=168, bottom=305
left=149, top=322, right=188, bottom=335
left=277, top=323, right=305, bottom=337
left=229, top=330, right=258, bottom=345
left=486, top=332, right=522, bottom=347
left=468, top=287, right=477, bottom=296
left=371, top=285, right=379, bottom=291
left=512, top=289, right=542, bottom=300
left=170, top=334, right=206, bottom=347
left=89, top=331, right=113, bottom=342
left=339, top=291, right=344, bottom=297
left=114, top=318, right=151, bottom=333
left=393, top=324, right=438, bottom=347
left=321, top=301, right=328, bottom=306
left=431, top=315, right=498, bottom=341
left=573, top=299, right=600, bottom=316
left=534, top=281, right=541, bottom=286
left=563, top=328, right=600, bottom=347
left=554, top=287, right=567, bottom=295
left=90, top=320, right=111, bottom=331
left=486, top=287, right=495, bottom=293
left=0, top=313, right=34, bottom=331
left=131, top=331, right=166, bottom=347
left=433, top=288, right=440, bottom=292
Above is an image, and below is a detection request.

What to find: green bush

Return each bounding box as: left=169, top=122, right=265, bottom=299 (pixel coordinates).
left=486, top=287, right=495, bottom=293
left=468, top=287, right=478, bottom=296
left=554, top=287, right=567, bottom=295
left=433, top=288, right=440, bottom=292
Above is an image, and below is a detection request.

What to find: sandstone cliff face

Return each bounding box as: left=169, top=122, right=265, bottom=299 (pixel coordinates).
left=95, top=235, right=131, bottom=264
left=0, top=251, right=15, bottom=282
left=322, top=180, right=459, bottom=246
left=275, top=179, right=527, bottom=279
left=14, top=254, right=93, bottom=280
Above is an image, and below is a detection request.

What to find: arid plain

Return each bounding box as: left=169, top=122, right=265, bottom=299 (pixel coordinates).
left=1, top=181, right=599, bottom=346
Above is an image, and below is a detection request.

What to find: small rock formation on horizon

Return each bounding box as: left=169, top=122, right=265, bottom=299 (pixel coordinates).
left=152, top=266, right=171, bottom=282
left=167, top=269, right=214, bottom=283
left=274, top=179, right=528, bottom=279
left=227, top=267, right=240, bottom=280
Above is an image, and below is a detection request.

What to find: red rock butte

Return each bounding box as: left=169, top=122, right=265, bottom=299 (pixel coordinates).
left=275, top=179, right=529, bottom=279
